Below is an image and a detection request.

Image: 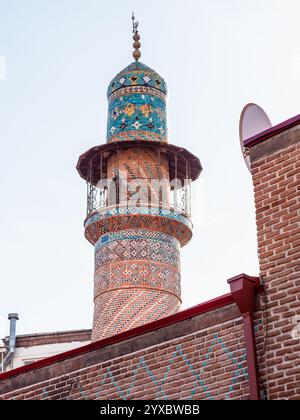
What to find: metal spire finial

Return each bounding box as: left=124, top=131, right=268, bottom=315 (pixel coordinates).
left=132, top=12, right=141, bottom=62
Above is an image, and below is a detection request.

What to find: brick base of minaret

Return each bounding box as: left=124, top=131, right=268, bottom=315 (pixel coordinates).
left=92, top=289, right=180, bottom=341
left=90, top=228, right=182, bottom=341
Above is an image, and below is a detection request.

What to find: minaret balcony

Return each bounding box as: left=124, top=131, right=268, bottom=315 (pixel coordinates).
left=86, top=181, right=192, bottom=219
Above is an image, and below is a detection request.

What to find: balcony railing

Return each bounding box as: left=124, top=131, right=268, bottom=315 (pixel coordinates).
left=86, top=179, right=191, bottom=218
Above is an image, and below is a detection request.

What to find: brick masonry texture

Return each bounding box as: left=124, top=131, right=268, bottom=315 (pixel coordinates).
left=107, top=147, right=170, bottom=206
left=0, top=304, right=255, bottom=400
left=250, top=125, right=300, bottom=400
left=92, top=289, right=181, bottom=342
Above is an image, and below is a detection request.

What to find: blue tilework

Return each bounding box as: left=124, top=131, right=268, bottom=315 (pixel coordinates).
left=85, top=206, right=192, bottom=230
left=107, top=62, right=167, bottom=98
left=107, top=93, right=167, bottom=142
left=109, top=131, right=163, bottom=143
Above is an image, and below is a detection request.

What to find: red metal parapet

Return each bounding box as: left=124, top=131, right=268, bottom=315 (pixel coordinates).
left=227, top=274, right=260, bottom=401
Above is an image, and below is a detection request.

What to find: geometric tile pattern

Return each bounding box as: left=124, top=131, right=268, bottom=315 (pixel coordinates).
left=95, top=230, right=180, bottom=249
left=85, top=213, right=192, bottom=248
left=108, top=130, right=164, bottom=144
left=110, top=85, right=166, bottom=102
left=95, top=237, right=180, bottom=270
left=94, top=261, right=181, bottom=299
left=92, top=224, right=181, bottom=334
left=107, top=62, right=167, bottom=98
left=85, top=206, right=192, bottom=229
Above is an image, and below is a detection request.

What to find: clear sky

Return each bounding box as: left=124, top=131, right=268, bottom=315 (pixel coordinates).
left=0, top=0, right=299, bottom=337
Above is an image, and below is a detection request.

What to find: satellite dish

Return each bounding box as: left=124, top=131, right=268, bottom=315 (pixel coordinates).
left=239, top=103, right=272, bottom=171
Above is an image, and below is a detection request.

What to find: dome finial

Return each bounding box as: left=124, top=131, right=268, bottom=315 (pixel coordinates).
left=132, top=12, right=141, bottom=62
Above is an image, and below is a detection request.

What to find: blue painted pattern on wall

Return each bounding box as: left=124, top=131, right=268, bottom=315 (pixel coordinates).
left=73, top=333, right=248, bottom=401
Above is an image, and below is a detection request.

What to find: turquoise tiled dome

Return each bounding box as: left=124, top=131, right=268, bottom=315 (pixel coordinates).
left=107, top=62, right=167, bottom=98
left=106, top=62, right=168, bottom=144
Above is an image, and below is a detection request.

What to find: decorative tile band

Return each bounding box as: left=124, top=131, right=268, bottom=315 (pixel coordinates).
left=108, top=130, right=166, bottom=144
left=95, top=230, right=180, bottom=250
left=85, top=213, right=193, bottom=247
left=94, top=261, right=181, bottom=299
left=109, top=85, right=166, bottom=102
left=107, top=62, right=167, bottom=98
left=107, top=93, right=167, bottom=143
left=95, top=237, right=180, bottom=270
left=85, top=207, right=192, bottom=230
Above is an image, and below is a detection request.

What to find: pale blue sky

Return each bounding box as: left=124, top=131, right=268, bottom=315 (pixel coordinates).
left=0, top=0, right=299, bottom=336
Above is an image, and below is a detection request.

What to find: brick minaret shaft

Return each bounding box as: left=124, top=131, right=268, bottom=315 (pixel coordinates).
left=77, top=30, right=201, bottom=342
left=91, top=148, right=182, bottom=341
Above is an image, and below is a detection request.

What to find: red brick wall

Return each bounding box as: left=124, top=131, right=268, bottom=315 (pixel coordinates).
left=0, top=304, right=252, bottom=400
left=250, top=126, right=300, bottom=400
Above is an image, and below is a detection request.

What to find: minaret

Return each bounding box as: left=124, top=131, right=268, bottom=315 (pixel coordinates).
left=77, top=16, right=202, bottom=342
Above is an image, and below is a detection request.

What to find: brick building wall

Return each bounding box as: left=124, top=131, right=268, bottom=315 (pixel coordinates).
left=247, top=120, right=300, bottom=400
left=0, top=300, right=254, bottom=400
